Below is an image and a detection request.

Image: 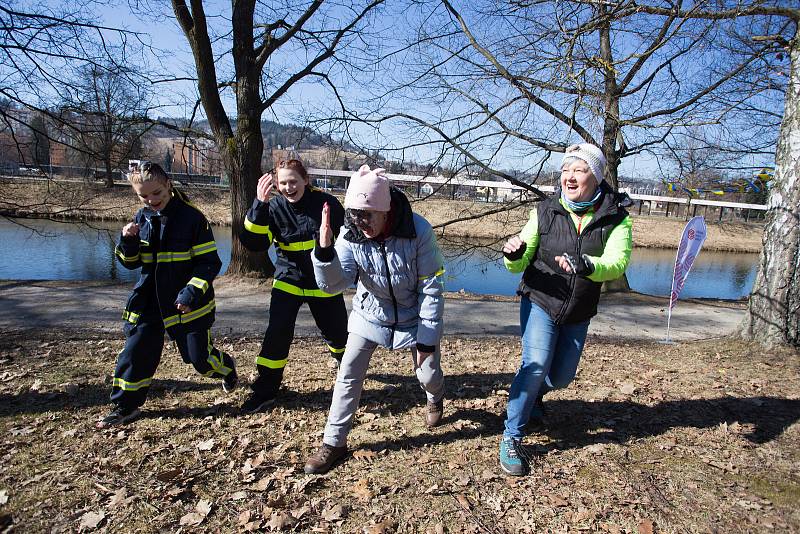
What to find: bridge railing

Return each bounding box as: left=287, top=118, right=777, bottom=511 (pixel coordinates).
left=306, top=168, right=767, bottom=223
left=1, top=165, right=767, bottom=222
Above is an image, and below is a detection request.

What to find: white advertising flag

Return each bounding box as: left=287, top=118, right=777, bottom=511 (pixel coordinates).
left=665, top=216, right=707, bottom=342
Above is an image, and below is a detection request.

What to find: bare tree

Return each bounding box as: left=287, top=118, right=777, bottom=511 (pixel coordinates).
left=168, top=0, right=385, bottom=276
left=365, top=1, right=784, bottom=188
left=582, top=0, right=798, bottom=347
left=339, top=0, right=787, bottom=293
left=0, top=4, right=137, bottom=144
left=56, top=62, right=152, bottom=187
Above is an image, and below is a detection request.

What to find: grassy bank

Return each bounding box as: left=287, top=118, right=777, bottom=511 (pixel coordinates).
left=0, top=179, right=764, bottom=252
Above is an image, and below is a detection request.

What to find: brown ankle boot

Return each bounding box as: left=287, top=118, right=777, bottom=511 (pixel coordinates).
left=304, top=443, right=347, bottom=474
left=425, top=399, right=444, bottom=428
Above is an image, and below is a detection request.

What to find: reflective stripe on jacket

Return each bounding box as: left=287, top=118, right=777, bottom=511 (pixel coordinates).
left=240, top=187, right=345, bottom=296
left=115, top=189, right=221, bottom=334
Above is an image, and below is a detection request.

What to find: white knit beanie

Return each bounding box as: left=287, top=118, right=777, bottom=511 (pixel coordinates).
left=562, top=143, right=606, bottom=184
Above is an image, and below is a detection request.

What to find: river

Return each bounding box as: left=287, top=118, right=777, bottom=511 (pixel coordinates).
left=0, top=218, right=757, bottom=300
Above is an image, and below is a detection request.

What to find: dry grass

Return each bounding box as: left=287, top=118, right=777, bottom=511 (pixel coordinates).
left=1, top=329, right=797, bottom=533
left=1, top=179, right=763, bottom=252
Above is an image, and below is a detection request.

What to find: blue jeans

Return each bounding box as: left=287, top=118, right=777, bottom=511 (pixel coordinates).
left=503, top=299, right=590, bottom=439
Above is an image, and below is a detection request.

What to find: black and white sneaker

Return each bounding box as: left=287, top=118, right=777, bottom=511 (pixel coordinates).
left=96, top=406, right=141, bottom=429
left=222, top=355, right=238, bottom=393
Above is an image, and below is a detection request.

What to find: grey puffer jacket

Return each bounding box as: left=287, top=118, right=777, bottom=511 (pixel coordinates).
left=312, top=188, right=445, bottom=351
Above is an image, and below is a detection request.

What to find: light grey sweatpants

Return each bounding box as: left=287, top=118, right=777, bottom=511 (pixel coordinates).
left=322, top=333, right=445, bottom=447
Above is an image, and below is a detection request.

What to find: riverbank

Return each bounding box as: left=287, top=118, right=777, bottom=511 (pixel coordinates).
left=0, top=179, right=764, bottom=252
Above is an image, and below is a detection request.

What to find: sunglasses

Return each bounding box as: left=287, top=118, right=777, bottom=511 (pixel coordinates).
left=346, top=208, right=381, bottom=224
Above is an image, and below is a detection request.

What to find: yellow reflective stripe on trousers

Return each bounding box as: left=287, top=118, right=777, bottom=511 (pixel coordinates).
left=419, top=267, right=446, bottom=280
left=113, top=376, right=152, bottom=391
left=114, top=247, right=140, bottom=263
left=272, top=279, right=340, bottom=298
left=244, top=217, right=273, bottom=241
left=276, top=239, right=315, bottom=252
left=256, top=356, right=288, bottom=369
left=189, top=277, right=209, bottom=293
left=163, top=300, right=216, bottom=328
left=121, top=310, right=140, bottom=324
left=191, top=241, right=217, bottom=256
left=205, top=330, right=232, bottom=375
left=327, top=344, right=345, bottom=354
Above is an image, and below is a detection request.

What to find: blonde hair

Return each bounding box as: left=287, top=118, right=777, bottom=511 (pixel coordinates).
left=128, top=161, right=170, bottom=185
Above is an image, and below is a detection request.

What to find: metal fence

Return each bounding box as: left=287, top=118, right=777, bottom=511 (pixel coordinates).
left=1, top=165, right=767, bottom=223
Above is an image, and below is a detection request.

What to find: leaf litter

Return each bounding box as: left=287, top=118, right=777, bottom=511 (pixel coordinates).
left=0, top=330, right=798, bottom=532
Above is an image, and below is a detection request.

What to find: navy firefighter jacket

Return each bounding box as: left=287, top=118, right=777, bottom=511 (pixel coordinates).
left=240, top=187, right=345, bottom=297
left=114, top=189, right=222, bottom=335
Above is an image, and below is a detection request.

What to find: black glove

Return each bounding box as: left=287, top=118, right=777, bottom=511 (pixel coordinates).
left=503, top=241, right=527, bottom=261
left=561, top=252, right=594, bottom=276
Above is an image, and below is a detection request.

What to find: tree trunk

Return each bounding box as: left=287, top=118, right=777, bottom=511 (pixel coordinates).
left=104, top=159, right=114, bottom=188
left=222, top=114, right=275, bottom=277
left=226, top=0, right=275, bottom=278
left=173, top=0, right=274, bottom=278
left=741, top=34, right=800, bottom=348
left=598, top=6, right=630, bottom=293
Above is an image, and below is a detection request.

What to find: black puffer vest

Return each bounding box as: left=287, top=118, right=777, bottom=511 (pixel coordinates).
left=521, top=182, right=630, bottom=324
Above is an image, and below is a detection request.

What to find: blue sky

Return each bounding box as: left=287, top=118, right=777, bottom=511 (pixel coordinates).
left=93, top=1, right=775, bottom=183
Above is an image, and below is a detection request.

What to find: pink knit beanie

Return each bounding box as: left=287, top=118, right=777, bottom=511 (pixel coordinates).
left=344, top=164, right=391, bottom=212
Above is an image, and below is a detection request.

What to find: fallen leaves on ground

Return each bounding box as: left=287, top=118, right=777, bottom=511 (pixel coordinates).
left=0, top=333, right=798, bottom=532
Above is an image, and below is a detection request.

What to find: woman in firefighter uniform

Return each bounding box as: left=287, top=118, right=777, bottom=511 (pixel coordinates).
left=239, top=159, right=348, bottom=413
left=97, top=162, right=237, bottom=428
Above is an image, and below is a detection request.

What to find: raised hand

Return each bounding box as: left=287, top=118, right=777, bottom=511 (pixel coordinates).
left=122, top=222, right=140, bottom=238
left=502, top=235, right=525, bottom=255
left=319, top=202, right=333, bottom=248
left=256, top=173, right=274, bottom=202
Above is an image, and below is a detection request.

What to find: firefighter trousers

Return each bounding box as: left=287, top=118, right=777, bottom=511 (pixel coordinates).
left=110, top=313, right=234, bottom=410
left=252, top=286, right=348, bottom=396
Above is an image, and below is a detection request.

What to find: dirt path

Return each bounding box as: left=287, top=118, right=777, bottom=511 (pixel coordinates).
left=0, top=278, right=746, bottom=342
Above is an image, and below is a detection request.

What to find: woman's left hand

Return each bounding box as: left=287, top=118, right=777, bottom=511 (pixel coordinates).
left=554, top=253, right=594, bottom=276
left=554, top=255, right=574, bottom=273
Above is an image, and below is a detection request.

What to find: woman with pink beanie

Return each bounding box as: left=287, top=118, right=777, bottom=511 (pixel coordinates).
left=303, top=165, right=447, bottom=474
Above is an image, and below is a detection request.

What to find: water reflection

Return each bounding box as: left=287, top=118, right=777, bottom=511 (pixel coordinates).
left=0, top=218, right=758, bottom=300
